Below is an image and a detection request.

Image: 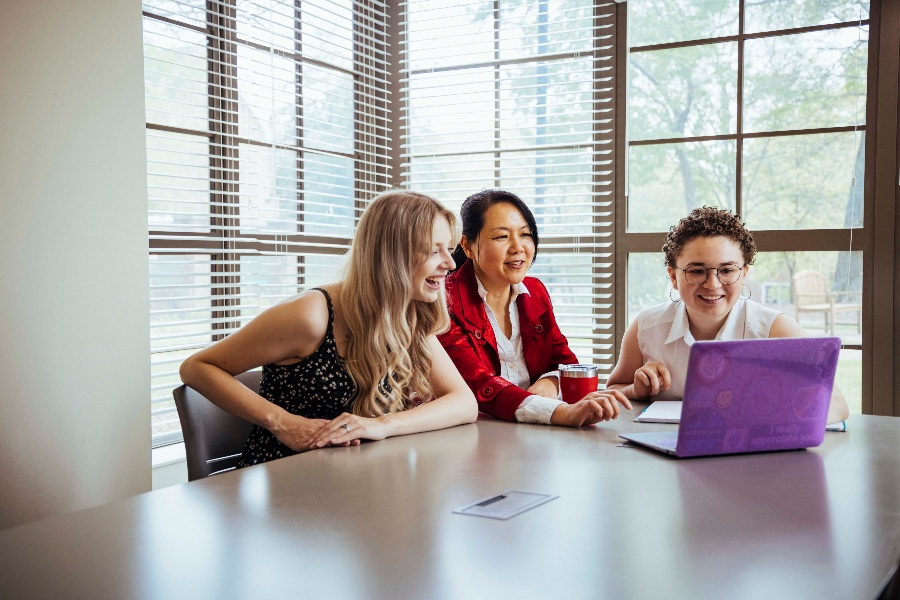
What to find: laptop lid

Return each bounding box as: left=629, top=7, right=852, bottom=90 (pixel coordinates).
left=675, top=337, right=840, bottom=457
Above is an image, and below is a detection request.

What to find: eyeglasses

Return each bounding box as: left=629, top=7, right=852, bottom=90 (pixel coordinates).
left=675, top=264, right=745, bottom=286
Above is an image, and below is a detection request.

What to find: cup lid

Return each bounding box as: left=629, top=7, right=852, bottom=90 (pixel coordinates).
left=558, top=364, right=598, bottom=377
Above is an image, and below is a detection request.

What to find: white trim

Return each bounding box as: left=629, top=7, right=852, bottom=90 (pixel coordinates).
left=151, top=443, right=187, bottom=489
left=152, top=441, right=186, bottom=468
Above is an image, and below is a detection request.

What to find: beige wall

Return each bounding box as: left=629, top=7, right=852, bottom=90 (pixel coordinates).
left=0, top=0, right=150, bottom=528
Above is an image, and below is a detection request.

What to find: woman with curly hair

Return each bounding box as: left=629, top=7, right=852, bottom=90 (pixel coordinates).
left=606, top=206, right=849, bottom=424
left=179, top=190, right=477, bottom=467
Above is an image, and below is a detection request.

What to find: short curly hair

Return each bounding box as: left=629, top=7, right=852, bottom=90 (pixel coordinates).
left=662, top=206, right=757, bottom=267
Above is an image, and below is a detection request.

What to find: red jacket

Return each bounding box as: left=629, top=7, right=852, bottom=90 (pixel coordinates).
left=438, top=260, right=579, bottom=421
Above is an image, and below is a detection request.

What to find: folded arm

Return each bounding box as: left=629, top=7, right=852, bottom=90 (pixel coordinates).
left=179, top=292, right=335, bottom=451
left=308, top=336, right=477, bottom=447
left=438, top=318, right=533, bottom=421
left=439, top=316, right=629, bottom=425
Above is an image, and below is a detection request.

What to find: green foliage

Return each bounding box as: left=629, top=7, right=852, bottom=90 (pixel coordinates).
left=627, top=3, right=868, bottom=231
left=629, top=0, right=739, bottom=47
left=626, top=1, right=868, bottom=324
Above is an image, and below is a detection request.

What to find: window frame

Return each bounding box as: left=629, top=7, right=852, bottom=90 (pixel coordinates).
left=615, top=0, right=899, bottom=416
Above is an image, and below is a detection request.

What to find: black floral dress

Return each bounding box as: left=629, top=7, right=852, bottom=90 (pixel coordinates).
left=238, top=288, right=355, bottom=467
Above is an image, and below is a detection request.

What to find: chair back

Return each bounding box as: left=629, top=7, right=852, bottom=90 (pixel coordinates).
left=173, top=370, right=260, bottom=481
left=792, top=270, right=830, bottom=307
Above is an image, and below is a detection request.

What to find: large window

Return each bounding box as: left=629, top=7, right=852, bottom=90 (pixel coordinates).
left=622, top=0, right=869, bottom=412
left=143, top=0, right=390, bottom=447
left=142, top=0, right=891, bottom=447
left=400, top=0, right=621, bottom=373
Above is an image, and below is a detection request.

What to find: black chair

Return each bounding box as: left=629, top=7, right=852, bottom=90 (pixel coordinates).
left=173, top=371, right=260, bottom=481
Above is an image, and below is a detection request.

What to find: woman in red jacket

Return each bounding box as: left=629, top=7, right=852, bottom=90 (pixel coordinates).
left=438, top=189, right=631, bottom=426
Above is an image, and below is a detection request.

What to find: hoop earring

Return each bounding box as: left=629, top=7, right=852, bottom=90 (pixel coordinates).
left=740, top=284, right=751, bottom=300
left=669, top=288, right=680, bottom=303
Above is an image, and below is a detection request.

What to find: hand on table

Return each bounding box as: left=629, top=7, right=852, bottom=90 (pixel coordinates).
left=632, top=362, right=671, bottom=399
left=307, top=412, right=389, bottom=449
left=550, top=390, right=633, bottom=427
left=527, top=376, right=559, bottom=399
left=270, top=413, right=333, bottom=452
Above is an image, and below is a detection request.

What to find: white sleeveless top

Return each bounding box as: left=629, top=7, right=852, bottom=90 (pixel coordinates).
left=635, top=299, right=781, bottom=400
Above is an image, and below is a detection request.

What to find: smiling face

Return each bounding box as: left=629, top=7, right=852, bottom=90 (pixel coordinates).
left=462, top=202, right=535, bottom=293
left=668, top=235, right=749, bottom=325
left=410, top=216, right=456, bottom=303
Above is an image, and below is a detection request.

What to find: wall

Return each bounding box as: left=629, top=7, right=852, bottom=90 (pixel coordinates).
left=0, top=0, right=150, bottom=528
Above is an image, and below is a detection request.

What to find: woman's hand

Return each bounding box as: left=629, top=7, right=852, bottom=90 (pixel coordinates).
left=550, top=390, right=633, bottom=427
left=307, top=412, right=390, bottom=449
left=269, top=412, right=333, bottom=452
left=527, top=376, right=559, bottom=399
left=633, top=362, right=671, bottom=398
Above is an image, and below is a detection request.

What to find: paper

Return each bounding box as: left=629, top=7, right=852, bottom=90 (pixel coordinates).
left=633, top=400, right=682, bottom=423
left=634, top=400, right=848, bottom=431
left=453, top=490, right=558, bottom=520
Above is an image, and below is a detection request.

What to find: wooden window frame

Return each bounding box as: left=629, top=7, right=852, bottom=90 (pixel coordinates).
left=614, top=0, right=899, bottom=416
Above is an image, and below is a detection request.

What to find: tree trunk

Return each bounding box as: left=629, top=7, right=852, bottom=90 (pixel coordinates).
left=832, top=135, right=864, bottom=301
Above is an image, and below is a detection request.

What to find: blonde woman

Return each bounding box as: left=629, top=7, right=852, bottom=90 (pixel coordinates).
left=179, top=190, right=478, bottom=467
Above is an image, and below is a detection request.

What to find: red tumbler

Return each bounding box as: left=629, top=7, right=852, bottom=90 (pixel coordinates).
left=558, top=364, right=599, bottom=404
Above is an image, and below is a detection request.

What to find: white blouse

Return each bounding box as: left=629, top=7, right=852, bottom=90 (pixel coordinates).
left=474, top=274, right=561, bottom=425
left=636, top=299, right=781, bottom=400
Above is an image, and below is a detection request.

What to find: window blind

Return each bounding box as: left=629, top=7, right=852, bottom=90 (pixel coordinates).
left=143, top=0, right=391, bottom=447
left=399, top=0, right=620, bottom=373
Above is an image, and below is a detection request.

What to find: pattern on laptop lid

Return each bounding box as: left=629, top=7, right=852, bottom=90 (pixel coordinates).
left=677, top=338, right=839, bottom=457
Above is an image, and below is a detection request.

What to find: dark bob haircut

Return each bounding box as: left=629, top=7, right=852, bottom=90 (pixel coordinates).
left=450, top=189, right=539, bottom=269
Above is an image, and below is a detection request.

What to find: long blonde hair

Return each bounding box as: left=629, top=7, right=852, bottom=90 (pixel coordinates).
left=340, top=190, right=457, bottom=417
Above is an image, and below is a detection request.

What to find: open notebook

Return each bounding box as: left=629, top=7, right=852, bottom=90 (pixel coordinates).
left=634, top=400, right=847, bottom=431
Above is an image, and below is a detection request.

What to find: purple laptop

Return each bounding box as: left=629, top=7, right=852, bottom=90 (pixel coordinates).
left=619, top=337, right=840, bottom=458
